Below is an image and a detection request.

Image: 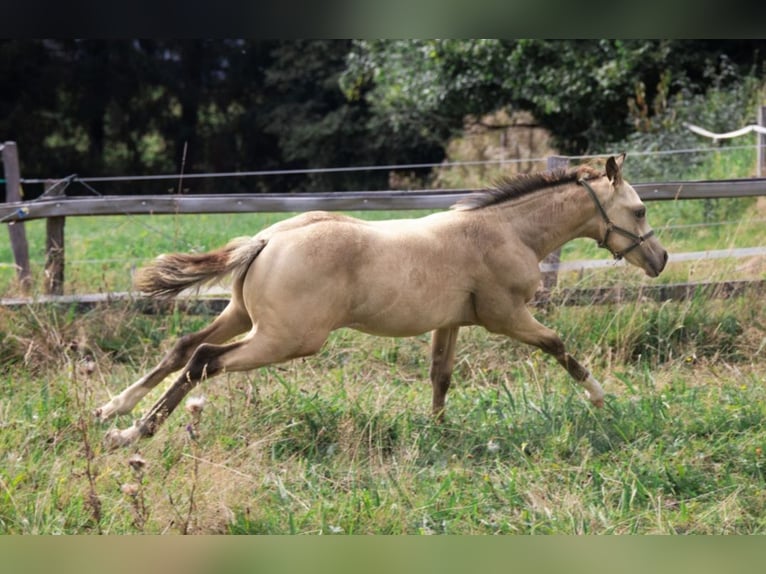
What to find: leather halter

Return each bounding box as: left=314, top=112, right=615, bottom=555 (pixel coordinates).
left=578, top=178, right=654, bottom=260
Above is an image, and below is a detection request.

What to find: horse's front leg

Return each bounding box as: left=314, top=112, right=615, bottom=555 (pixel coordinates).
left=429, top=326, right=459, bottom=420
left=489, top=305, right=604, bottom=407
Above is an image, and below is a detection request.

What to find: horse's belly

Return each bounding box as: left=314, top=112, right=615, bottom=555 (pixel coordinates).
left=348, top=318, right=458, bottom=338
left=345, top=290, right=473, bottom=337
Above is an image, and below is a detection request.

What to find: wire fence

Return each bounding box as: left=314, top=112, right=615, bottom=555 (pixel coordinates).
left=16, top=142, right=764, bottom=187
left=3, top=142, right=766, bottom=296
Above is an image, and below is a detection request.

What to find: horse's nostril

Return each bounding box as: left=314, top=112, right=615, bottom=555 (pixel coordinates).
left=659, top=250, right=669, bottom=273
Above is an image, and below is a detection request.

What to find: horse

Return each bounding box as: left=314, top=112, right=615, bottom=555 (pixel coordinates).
left=96, top=154, right=668, bottom=448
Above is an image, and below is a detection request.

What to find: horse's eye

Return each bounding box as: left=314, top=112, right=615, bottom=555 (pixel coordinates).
left=634, top=207, right=646, bottom=219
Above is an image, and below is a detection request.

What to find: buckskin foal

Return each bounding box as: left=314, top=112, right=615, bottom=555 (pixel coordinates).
left=97, top=154, right=668, bottom=448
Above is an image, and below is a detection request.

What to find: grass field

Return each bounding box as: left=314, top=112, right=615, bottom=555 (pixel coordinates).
left=2, top=298, right=766, bottom=534
left=2, top=148, right=766, bottom=534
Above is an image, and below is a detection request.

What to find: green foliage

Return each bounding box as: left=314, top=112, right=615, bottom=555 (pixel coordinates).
left=1, top=303, right=765, bottom=533
left=342, top=39, right=766, bottom=154
left=613, top=58, right=764, bottom=181
left=3, top=39, right=765, bottom=203
left=262, top=41, right=443, bottom=192
left=551, top=299, right=748, bottom=366
left=0, top=40, right=443, bottom=198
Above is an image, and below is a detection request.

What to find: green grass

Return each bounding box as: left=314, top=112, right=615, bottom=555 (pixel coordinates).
left=1, top=294, right=765, bottom=534
left=2, top=146, right=766, bottom=534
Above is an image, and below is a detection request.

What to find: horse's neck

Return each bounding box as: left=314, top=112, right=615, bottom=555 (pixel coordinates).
left=496, top=184, right=601, bottom=259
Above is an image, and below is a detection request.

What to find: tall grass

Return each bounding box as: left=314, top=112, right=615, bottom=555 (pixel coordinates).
left=1, top=294, right=765, bottom=534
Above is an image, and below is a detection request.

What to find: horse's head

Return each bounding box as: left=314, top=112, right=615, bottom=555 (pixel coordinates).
left=587, top=154, right=668, bottom=277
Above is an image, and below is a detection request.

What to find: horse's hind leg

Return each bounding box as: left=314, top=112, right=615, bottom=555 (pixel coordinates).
left=95, top=301, right=252, bottom=421
left=430, top=327, right=459, bottom=420
left=105, top=327, right=329, bottom=448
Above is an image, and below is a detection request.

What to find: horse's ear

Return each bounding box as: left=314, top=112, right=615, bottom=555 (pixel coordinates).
left=606, top=153, right=626, bottom=186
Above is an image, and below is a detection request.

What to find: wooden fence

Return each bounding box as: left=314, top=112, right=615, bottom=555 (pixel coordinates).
left=3, top=140, right=766, bottom=300
left=3, top=279, right=766, bottom=315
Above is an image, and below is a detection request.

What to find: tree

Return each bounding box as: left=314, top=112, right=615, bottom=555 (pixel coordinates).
left=5, top=40, right=760, bottom=200
left=0, top=40, right=444, bottom=198
left=262, top=40, right=443, bottom=192
left=341, top=40, right=766, bottom=154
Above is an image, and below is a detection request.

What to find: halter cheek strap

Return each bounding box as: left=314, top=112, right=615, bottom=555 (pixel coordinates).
left=578, top=178, right=654, bottom=261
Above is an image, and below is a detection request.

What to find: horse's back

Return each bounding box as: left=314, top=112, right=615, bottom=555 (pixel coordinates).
left=256, top=210, right=362, bottom=240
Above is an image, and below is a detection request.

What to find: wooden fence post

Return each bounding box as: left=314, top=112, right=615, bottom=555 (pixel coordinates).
left=541, top=155, right=570, bottom=291
left=44, top=179, right=66, bottom=295
left=758, top=105, right=766, bottom=178
left=2, top=141, right=31, bottom=293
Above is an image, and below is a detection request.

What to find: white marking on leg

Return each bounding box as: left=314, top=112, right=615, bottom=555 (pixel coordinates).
left=96, top=376, right=156, bottom=420
left=583, top=374, right=605, bottom=408
left=104, top=423, right=142, bottom=449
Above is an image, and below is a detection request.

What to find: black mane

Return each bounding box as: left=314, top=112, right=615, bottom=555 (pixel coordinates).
left=453, top=166, right=603, bottom=211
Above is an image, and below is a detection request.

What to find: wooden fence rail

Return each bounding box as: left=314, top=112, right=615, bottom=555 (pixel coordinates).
left=3, top=142, right=766, bottom=296
left=3, top=278, right=766, bottom=314
left=3, top=177, right=766, bottom=224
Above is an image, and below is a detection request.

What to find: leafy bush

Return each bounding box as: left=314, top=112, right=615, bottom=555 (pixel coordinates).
left=614, top=58, right=763, bottom=182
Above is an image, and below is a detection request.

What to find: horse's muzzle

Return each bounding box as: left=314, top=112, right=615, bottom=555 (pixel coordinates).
left=646, top=248, right=669, bottom=277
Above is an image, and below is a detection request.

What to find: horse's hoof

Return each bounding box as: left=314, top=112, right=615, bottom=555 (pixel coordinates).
left=95, top=398, right=125, bottom=422
left=104, top=425, right=141, bottom=450
left=590, top=396, right=605, bottom=408
left=94, top=402, right=116, bottom=422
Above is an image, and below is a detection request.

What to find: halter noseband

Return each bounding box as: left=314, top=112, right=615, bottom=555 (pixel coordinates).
left=578, top=178, right=654, bottom=261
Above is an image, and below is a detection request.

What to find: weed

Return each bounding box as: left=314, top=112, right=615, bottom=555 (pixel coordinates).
left=122, top=453, right=149, bottom=531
